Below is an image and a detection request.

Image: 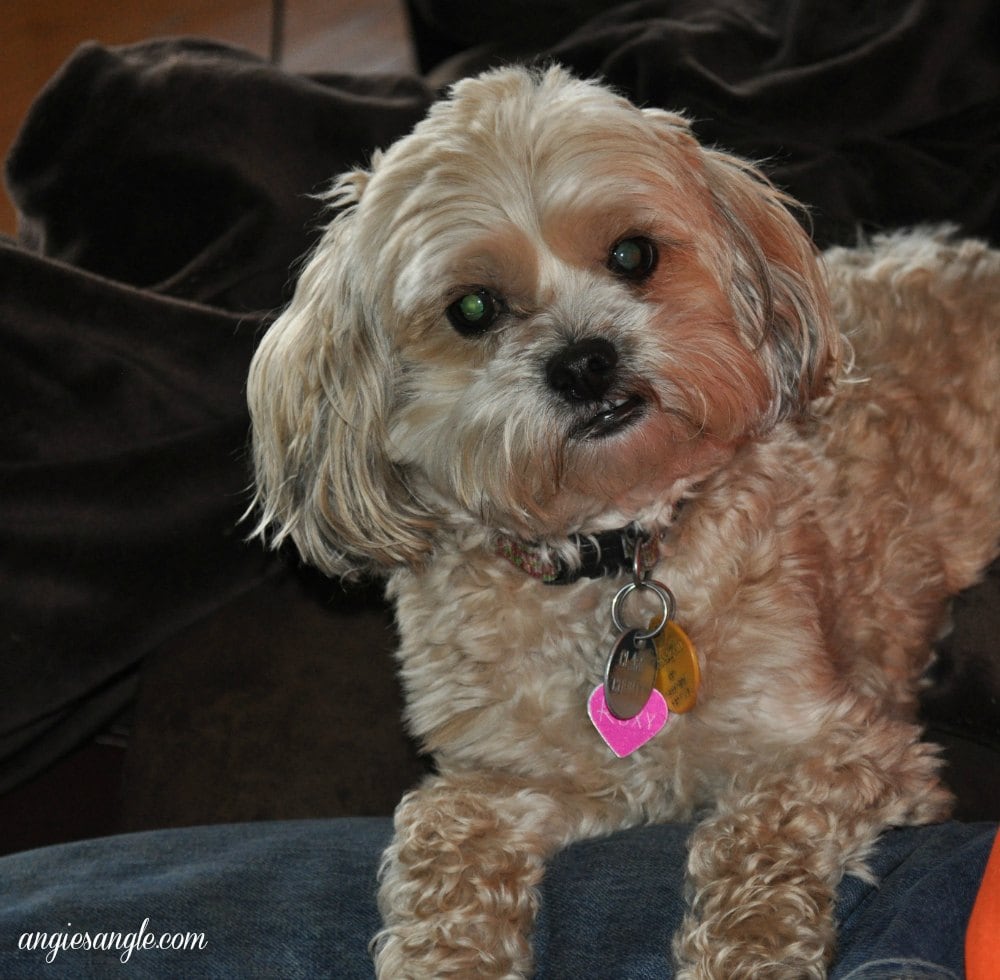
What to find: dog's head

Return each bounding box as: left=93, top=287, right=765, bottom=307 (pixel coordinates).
left=248, top=66, right=838, bottom=576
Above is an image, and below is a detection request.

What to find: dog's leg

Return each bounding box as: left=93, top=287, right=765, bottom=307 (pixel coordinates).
left=673, top=716, right=952, bottom=980
left=373, top=770, right=618, bottom=979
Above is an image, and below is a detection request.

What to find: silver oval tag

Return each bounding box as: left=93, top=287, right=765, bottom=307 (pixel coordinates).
left=603, top=628, right=657, bottom=720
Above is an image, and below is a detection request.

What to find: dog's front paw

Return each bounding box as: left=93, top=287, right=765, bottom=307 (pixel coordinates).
left=673, top=879, right=833, bottom=980
left=371, top=922, right=528, bottom=980
left=673, top=801, right=838, bottom=980
left=374, top=777, right=565, bottom=979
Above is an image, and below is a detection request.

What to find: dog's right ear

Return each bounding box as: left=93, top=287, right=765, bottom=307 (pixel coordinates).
left=247, top=168, right=436, bottom=578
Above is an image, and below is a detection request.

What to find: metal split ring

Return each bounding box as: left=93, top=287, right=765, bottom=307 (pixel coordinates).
left=621, top=521, right=657, bottom=587
left=611, top=578, right=676, bottom=640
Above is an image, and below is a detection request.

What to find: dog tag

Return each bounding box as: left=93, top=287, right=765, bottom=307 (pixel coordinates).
left=603, top=628, right=657, bottom=720
left=588, top=685, right=668, bottom=757
left=651, top=619, right=700, bottom=713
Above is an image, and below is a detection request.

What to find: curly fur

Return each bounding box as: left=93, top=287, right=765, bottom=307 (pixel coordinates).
left=247, top=65, right=1000, bottom=978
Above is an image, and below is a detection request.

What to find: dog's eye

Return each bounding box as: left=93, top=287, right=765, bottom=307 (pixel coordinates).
left=609, top=237, right=658, bottom=281
left=447, top=289, right=501, bottom=336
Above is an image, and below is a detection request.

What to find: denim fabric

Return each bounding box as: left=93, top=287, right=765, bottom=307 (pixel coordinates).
left=534, top=822, right=997, bottom=980
left=0, top=819, right=391, bottom=979
left=533, top=822, right=691, bottom=979
left=0, top=819, right=993, bottom=978
left=832, top=822, right=996, bottom=980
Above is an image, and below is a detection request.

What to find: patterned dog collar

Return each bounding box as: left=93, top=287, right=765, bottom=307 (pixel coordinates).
left=495, top=524, right=659, bottom=585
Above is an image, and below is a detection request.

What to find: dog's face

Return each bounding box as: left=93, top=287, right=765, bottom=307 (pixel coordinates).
left=248, top=66, right=838, bottom=574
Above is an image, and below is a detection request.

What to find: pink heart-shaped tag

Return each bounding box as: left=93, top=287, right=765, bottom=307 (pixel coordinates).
left=587, top=685, right=668, bottom=757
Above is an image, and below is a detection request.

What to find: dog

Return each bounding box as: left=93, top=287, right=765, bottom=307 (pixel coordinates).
left=247, top=65, right=1000, bottom=978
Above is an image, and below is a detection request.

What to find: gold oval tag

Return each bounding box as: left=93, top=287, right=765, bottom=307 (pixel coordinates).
left=650, top=619, right=700, bottom=713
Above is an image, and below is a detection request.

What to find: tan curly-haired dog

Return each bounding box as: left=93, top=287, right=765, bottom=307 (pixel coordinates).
left=247, top=65, right=1000, bottom=978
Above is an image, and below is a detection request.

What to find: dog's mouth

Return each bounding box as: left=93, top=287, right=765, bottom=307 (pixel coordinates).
left=571, top=394, right=647, bottom=440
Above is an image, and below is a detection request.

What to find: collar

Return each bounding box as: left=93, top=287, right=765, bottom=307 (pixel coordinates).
left=495, top=523, right=660, bottom=585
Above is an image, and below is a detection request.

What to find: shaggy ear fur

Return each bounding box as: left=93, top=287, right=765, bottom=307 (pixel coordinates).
left=645, top=109, right=840, bottom=423
left=247, top=170, right=436, bottom=577
left=700, top=144, right=841, bottom=421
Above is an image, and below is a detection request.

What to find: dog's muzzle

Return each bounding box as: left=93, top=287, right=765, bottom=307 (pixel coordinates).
left=546, top=337, right=647, bottom=439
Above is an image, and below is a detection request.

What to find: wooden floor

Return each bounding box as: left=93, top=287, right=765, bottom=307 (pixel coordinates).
left=1, top=0, right=415, bottom=235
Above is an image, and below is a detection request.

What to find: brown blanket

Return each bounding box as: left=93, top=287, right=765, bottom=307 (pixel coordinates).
left=2, top=0, right=998, bottom=821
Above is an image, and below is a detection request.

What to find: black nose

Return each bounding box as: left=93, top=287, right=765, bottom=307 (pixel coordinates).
left=546, top=338, right=618, bottom=403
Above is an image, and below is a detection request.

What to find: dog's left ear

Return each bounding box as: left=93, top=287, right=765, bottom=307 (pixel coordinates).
left=700, top=143, right=840, bottom=421
left=645, top=109, right=840, bottom=422
left=246, top=166, right=437, bottom=578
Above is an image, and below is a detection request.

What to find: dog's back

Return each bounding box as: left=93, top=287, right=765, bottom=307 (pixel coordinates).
left=818, top=231, right=1000, bottom=704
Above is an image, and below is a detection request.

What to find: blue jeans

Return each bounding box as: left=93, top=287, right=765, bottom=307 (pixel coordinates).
left=0, top=819, right=993, bottom=978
